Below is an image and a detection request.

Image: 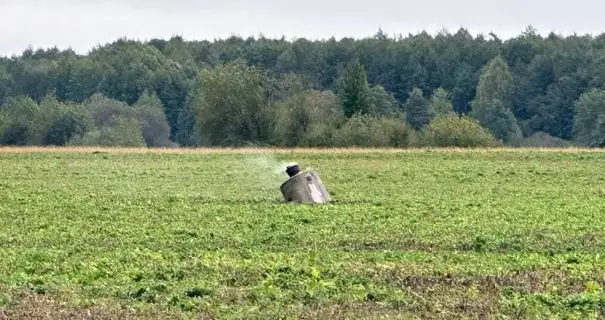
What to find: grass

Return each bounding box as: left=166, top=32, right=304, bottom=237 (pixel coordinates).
left=2, top=145, right=605, bottom=154
left=0, top=147, right=604, bottom=319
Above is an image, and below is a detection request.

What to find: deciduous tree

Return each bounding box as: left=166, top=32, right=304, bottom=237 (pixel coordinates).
left=405, top=88, right=429, bottom=130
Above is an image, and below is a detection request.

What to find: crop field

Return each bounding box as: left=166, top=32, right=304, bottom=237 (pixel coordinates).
left=1, top=147, right=605, bottom=319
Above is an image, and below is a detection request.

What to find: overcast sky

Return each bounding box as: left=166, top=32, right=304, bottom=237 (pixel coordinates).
left=2, top=0, right=605, bottom=57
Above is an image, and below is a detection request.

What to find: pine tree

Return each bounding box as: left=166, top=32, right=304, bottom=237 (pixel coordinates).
left=336, top=58, right=370, bottom=117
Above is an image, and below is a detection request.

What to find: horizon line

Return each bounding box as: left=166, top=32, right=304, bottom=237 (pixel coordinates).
left=2, top=25, right=604, bottom=59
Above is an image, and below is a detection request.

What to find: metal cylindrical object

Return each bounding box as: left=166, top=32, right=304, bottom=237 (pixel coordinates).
left=280, top=164, right=331, bottom=204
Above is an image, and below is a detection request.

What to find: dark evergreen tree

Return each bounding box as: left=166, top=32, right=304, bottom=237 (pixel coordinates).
left=335, top=58, right=371, bottom=117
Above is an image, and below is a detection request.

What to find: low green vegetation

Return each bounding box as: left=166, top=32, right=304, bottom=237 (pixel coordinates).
left=1, top=148, right=604, bottom=319
left=5, top=29, right=605, bottom=149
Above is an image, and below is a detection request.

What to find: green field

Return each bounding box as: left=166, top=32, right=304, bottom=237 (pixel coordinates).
left=1, top=147, right=605, bottom=319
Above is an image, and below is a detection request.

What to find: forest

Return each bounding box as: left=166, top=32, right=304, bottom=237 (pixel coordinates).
left=1, top=26, right=605, bottom=148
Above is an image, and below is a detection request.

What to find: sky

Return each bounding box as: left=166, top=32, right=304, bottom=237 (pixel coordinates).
left=2, top=0, right=605, bottom=57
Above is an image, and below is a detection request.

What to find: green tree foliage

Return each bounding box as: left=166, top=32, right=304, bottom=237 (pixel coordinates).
left=572, top=89, right=605, bottom=147
left=90, top=39, right=191, bottom=140
left=271, top=73, right=311, bottom=102
left=427, top=88, right=454, bottom=120
left=471, top=99, right=523, bottom=145
left=333, top=114, right=414, bottom=147
left=91, top=40, right=169, bottom=105
left=510, top=54, right=554, bottom=124
left=405, top=88, right=429, bottom=130
left=367, top=85, right=400, bottom=116
left=84, top=93, right=136, bottom=129
left=272, top=90, right=344, bottom=147
left=153, top=69, right=192, bottom=142
left=69, top=116, right=145, bottom=147
left=173, top=103, right=199, bottom=147
left=189, top=60, right=271, bottom=146
left=8, top=50, right=62, bottom=102
left=0, top=96, right=43, bottom=145
left=419, top=113, right=500, bottom=147
left=450, top=63, right=478, bottom=114
left=158, top=36, right=199, bottom=78
left=528, top=76, right=583, bottom=140
left=470, top=56, right=523, bottom=145
left=54, top=54, right=103, bottom=103
left=336, top=58, right=371, bottom=117
left=0, top=63, right=12, bottom=106
left=0, top=93, right=89, bottom=146
left=134, top=91, right=173, bottom=147
left=37, top=95, right=90, bottom=145
left=69, top=93, right=146, bottom=147
left=473, top=55, right=514, bottom=105
left=133, top=90, right=162, bottom=109
left=3, top=29, right=605, bottom=147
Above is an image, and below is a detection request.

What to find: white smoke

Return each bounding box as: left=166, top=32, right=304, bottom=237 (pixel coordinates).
left=236, top=152, right=298, bottom=191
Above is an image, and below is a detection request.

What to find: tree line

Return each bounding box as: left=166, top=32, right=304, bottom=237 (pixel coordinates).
left=1, top=26, right=605, bottom=148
